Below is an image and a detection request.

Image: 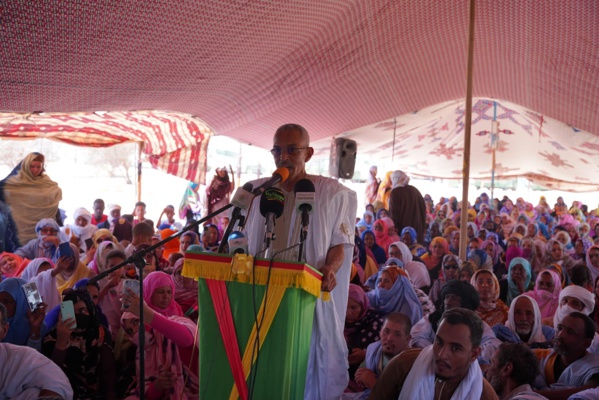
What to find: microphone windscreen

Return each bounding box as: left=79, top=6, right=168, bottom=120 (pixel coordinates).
left=273, top=167, right=290, bottom=183
left=293, top=178, right=315, bottom=194
left=259, top=188, right=285, bottom=218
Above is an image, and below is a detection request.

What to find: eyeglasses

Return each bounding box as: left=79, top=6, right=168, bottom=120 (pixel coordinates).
left=40, top=228, right=58, bottom=235
left=444, top=264, right=459, bottom=270
left=269, top=146, right=309, bottom=157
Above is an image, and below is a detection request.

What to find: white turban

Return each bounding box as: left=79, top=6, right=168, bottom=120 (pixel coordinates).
left=107, top=204, right=121, bottom=215
left=554, top=285, right=595, bottom=327
left=73, top=207, right=92, bottom=223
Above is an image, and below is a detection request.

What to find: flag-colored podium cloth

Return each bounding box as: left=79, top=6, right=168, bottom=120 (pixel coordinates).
left=183, top=252, right=321, bottom=400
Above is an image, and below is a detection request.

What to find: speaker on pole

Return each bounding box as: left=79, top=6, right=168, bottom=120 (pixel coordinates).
left=329, top=138, right=357, bottom=179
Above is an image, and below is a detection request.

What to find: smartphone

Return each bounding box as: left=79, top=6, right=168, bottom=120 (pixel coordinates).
left=58, top=242, right=73, bottom=259
left=121, top=279, right=140, bottom=310
left=22, top=282, right=43, bottom=312
left=60, top=300, right=77, bottom=328
left=84, top=238, right=94, bottom=249
left=122, top=279, right=140, bottom=296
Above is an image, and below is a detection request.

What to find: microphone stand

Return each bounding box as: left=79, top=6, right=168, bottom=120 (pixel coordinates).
left=91, top=202, right=235, bottom=400
left=297, top=208, right=310, bottom=262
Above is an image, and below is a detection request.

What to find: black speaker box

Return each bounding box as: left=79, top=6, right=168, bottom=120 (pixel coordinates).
left=329, top=138, right=357, bottom=179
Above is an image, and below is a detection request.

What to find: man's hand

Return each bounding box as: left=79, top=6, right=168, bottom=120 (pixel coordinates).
left=42, top=235, right=60, bottom=247
left=348, top=347, right=366, bottom=366
left=355, top=368, right=378, bottom=390
left=320, top=264, right=337, bottom=292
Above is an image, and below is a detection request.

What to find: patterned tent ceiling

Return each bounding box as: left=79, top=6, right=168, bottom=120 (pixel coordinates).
left=1, top=1, right=598, bottom=187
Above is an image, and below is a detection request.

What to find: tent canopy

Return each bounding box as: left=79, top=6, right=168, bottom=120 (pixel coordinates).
left=1, top=1, right=598, bottom=187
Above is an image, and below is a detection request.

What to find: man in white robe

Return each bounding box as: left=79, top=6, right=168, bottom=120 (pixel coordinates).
left=242, top=124, right=357, bottom=400
left=0, top=303, right=73, bottom=399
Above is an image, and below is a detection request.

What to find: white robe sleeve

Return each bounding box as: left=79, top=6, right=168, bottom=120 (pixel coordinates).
left=0, top=343, right=73, bottom=399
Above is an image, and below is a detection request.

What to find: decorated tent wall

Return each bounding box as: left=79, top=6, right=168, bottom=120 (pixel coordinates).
left=0, top=111, right=212, bottom=184
left=1, top=1, right=598, bottom=188
left=316, top=98, right=599, bottom=191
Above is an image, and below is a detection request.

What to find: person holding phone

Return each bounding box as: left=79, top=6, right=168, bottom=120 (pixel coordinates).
left=0, top=277, right=47, bottom=351
left=121, top=271, right=198, bottom=399
left=43, top=287, right=117, bottom=399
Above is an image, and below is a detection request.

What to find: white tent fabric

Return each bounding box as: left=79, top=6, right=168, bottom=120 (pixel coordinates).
left=313, top=98, right=599, bottom=191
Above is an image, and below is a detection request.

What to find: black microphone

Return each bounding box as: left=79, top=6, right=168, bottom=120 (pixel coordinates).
left=259, top=187, right=285, bottom=254
left=294, top=179, right=315, bottom=228
left=252, top=167, right=290, bottom=195
left=294, top=179, right=315, bottom=262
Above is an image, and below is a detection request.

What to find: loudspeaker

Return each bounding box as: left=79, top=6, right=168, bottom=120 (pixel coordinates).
left=329, top=138, right=357, bottom=179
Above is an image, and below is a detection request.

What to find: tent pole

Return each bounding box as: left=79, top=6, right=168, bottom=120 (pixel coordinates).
left=137, top=142, right=143, bottom=202
left=459, top=0, right=476, bottom=261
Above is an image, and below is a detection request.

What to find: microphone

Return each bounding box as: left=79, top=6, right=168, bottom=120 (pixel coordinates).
left=294, top=179, right=315, bottom=262
left=294, top=179, right=315, bottom=228
left=228, top=231, right=248, bottom=255
left=217, top=182, right=254, bottom=253
left=252, top=167, right=290, bottom=195
left=259, top=187, right=285, bottom=255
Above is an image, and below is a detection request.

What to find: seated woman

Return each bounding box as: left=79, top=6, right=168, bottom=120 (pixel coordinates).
left=172, top=258, right=198, bottom=322
left=524, top=269, right=561, bottom=319
left=419, top=237, right=449, bottom=292
left=88, top=240, right=121, bottom=275
left=179, top=231, right=199, bottom=254
left=344, top=284, right=385, bottom=393
left=20, top=257, right=69, bottom=311
left=500, top=257, right=532, bottom=306
left=361, top=229, right=387, bottom=266
left=121, top=271, right=199, bottom=399
left=0, top=277, right=46, bottom=350
left=471, top=269, right=509, bottom=327
left=97, top=249, right=130, bottom=337
left=55, top=243, right=94, bottom=294
left=428, top=254, right=461, bottom=306
left=459, top=261, right=476, bottom=282
left=42, top=286, right=117, bottom=399
left=385, top=257, right=435, bottom=317
left=372, top=219, right=394, bottom=258
left=400, top=226, right=426, bottom=258
left=467, top=248, right=494, bottom=271
left=201, top=224, right=220, bottom=252
left=544, top=238, right=577, bottom=275
left=365, top=266, right=422, bottom=326
left=481, top=239, right=505, bottom=279
left=0, top=251, right=29, bottom=278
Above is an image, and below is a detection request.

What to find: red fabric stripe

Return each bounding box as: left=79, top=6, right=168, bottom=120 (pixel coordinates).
left=205, top=279, right=248, bottom=400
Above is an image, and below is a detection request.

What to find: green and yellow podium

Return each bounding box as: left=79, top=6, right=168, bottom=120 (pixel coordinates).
left=182, top=252, right=323, bottom=400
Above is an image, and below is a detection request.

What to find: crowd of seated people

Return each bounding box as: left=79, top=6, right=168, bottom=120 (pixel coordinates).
left=344, top=187, right=599, bottom=399
left=2, top=154, right=599, bottom=399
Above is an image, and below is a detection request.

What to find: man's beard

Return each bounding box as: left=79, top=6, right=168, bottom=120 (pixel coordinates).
left=515, top=325, right=531, bottom=336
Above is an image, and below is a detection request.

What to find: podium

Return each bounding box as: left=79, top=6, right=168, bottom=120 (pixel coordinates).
left=182, top=251, right=323, bottom=400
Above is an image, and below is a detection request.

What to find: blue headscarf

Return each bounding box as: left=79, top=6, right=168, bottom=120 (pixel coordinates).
left=507, top=257, right=532, bottom=305
left=361, top=229, right=387, bottom=265
left=376, top=209, right=388, bottom=220
left=0, top=277, right=30, bottom=345
left=401, top=227, right=417, bottom=243
left=366, top=269, right=423, bottom=326
left=362, top=211, right=375, bottom=230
